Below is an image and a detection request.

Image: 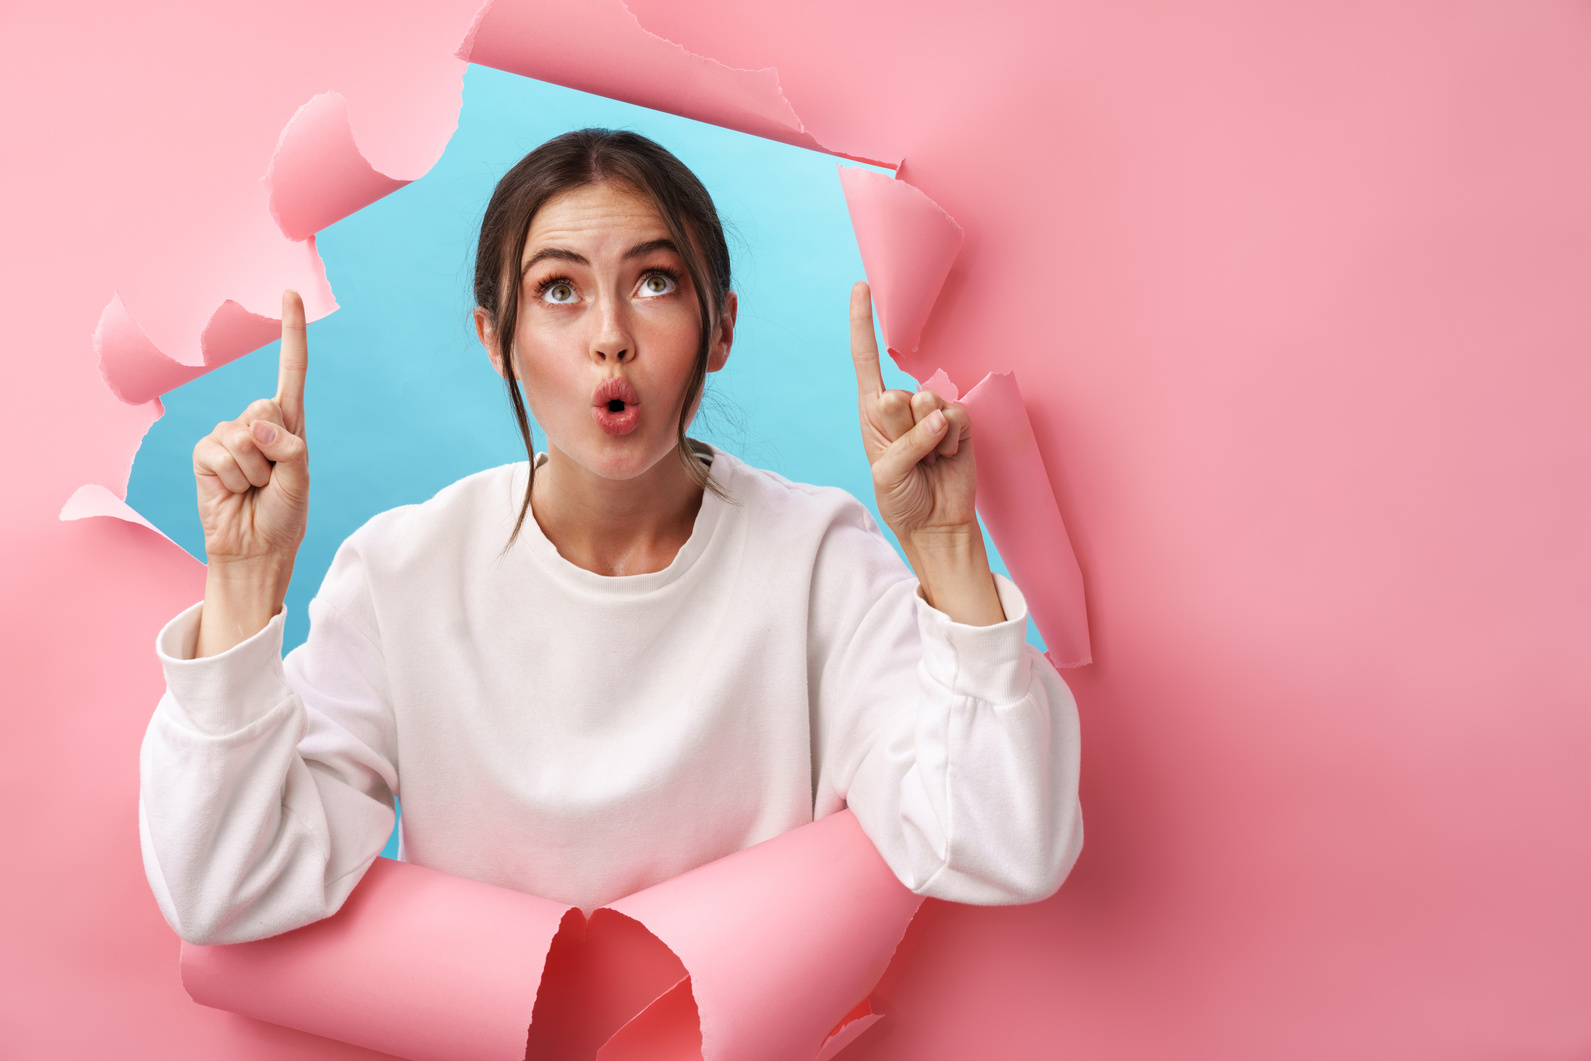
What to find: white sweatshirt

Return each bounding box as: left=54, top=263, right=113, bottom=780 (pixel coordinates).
left=139, top=448, right=1083, bottom=945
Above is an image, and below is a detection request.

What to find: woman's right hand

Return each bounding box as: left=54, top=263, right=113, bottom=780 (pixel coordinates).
left=192, top=290, right=311, bottom=657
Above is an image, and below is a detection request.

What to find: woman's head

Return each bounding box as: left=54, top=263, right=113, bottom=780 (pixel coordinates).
left=472, top=128, right=735, bottom=540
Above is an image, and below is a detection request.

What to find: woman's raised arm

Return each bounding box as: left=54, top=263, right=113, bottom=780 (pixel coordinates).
left=822, top=283, right=1083, bottom=904
left=848, top=282, right=1006, bottom=629
left=141, top=290, right=397, bottom=945
left=193, top=289, right=312, bottom=657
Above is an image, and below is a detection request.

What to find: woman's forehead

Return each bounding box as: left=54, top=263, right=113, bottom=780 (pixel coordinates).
left=522, top=182, right=671, bottom=258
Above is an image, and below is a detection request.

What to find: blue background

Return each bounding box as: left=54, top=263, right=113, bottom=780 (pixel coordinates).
left=127, top=64, right=1040, bottom=857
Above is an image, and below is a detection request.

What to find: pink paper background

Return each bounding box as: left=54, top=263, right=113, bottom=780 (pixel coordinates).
left=2, top=1, right=1587, bottom=1058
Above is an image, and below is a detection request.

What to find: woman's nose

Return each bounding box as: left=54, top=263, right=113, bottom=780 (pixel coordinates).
left=590, top=293, right=634, bottom=363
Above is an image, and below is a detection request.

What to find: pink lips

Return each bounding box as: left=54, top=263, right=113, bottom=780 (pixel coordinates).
left=591, top=376, right=642, bottom=436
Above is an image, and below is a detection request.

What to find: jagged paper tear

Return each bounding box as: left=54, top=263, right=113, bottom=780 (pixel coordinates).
left=842, top=177, right=1082, bottom=662
left=94, top=290, right=327, bottom=408
left=838, top=166, right=964, bottom=365
left=457, top=0, right=895, bottom=168
left=265, top=91, right=415, bottom=241
left=93, top=72, right=464, bottom=412
left=180, top=810, right=920, bottom=1061
left=59, top=484, right=176, bottom=546
left=947, top=369, right=1091, bottom=669
left=77, top=66, right=466, bottom=528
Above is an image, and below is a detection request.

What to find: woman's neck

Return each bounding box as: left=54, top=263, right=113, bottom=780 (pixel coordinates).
left=529, top=444, right=705, bottom=576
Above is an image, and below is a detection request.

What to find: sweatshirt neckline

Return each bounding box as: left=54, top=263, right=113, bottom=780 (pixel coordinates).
left=518, top=446, right=734, bottom=595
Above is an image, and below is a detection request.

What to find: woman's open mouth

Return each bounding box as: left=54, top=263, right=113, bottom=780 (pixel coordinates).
left=591, top=376, right=642, bottom=436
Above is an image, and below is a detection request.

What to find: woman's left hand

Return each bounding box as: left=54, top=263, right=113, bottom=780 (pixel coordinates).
left=849, top=282, right=977, bottom=542
left=849, top=282, right=1004, bottom=625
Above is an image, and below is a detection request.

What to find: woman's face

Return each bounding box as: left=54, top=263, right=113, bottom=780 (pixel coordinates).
left=481, top=180, right=734, bottom=485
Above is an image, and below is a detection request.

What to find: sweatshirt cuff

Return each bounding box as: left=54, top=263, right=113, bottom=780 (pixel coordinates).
left=914, top=573, right=1035, bottom=704
left=155, top=601, right=295, bottom=736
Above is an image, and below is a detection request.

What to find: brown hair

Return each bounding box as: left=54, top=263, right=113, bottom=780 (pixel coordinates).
left=473, top=128, right=734, bottom=543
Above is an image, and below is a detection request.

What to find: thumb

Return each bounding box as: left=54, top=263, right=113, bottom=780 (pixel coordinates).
left=250, top=420, right=309, bottom=498
left=874, top=409, right=949, bottom=486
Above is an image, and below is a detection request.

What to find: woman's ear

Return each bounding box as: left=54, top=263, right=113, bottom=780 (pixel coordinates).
left=707, top=290, right=737, bottom=373
left=474, top=307, right=510, bottom=379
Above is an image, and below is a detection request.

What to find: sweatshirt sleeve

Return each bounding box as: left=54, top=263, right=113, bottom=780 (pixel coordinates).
left=809, top=503, right=1083, bottom=905
left=138, top=543, right=399, bottom=944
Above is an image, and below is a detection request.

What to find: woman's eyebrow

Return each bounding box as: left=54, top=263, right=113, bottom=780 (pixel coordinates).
left=624, top=238, right=678, bottom=261
left=521, top=247, right=588, bottom=275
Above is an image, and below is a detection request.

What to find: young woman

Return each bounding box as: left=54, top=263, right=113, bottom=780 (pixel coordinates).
left=139, top=129, right=1082, bottom=944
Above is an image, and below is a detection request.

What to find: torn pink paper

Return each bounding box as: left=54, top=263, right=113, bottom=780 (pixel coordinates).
left=814, top=1003, right=884, bottom=1061
left=918, top=368, right=959, bottom=402
left=180, top=811, right=917, bottom=1061
left=95, top=292, right=311, bottom=407
left=59, top=484, right=174, bottom=544
left=457, top=0, right=893, bottom=167
left=525, top=907, right=691, bottom=1058
left=595, top=976, right=701, bottom=1061
left=180, top=857, right=566, bottom=1061
left=94, top=67, right=462, bottom=414
left=605, top=810, right=923, bottom=1061
left=265, top=92, right=413, bottom=242
left=12, top=2, right=1591, bottom=1059
left=959, top=370, right=1091, bottom=668
left=838, top=166, right=964, bottom=365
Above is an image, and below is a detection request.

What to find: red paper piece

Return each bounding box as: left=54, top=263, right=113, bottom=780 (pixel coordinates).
left=815, top=1000, right=884, bottom=1061
left=595, top=976, right=702, bottom=1061
left=526, top=909, right=689, bottom=1059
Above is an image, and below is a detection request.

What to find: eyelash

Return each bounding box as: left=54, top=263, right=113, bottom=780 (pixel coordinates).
left=640, top=265, right=683, bottom=288
left=532, top=267, right=683, bottom=301
left=535, top=274, right=576, bottom=299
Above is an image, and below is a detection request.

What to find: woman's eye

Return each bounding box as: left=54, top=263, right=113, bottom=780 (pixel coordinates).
left=638, top=272, right=676, bottom=297
left=541, top=282, right=577, bottom=304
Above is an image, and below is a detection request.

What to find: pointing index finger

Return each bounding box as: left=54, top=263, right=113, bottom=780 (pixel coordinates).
left=849, top=281, right=885, bottom=399
left=276, top=289, right=308, bottom=434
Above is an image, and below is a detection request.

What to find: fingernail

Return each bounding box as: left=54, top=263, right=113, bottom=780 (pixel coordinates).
left=253, top=422, right=278, bottom=444
left=926, top=410, right=946, bottom=432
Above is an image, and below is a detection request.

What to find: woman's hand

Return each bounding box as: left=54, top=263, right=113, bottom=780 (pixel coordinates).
left=192, top=290, right=311, bottom=656
left=850, top=282, right=1005, bottom=626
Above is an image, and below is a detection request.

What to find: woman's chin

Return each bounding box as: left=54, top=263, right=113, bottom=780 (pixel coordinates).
left=554, top=433, right=678, bottom=485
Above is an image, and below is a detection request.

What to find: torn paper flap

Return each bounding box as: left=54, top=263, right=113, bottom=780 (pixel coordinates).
left=595, top=975, right=701, bottom=1061
left=838, top=166, right=964, bottom=367
left=179, top=857, right=566, bottom=1061
left=960, top=369, right=1092, bottom=667
left=526, top=906, right=690, bottom=1059
left=97, top=275, right=334, bottom=408
left=95, top=294, right=207, bottom=406
left=265, top=91, right=413, bottom=242
left=59, top=483, right=176, bottom=545
left=178, top=814, right=918, bottom=1060
left=918, top=368, right=960, bottom=402
left=606, top=810, right=923, bottom=1061
left=815, top=1001, right=885, bottom=1061
left=457, top=0, right=894, bottom=167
